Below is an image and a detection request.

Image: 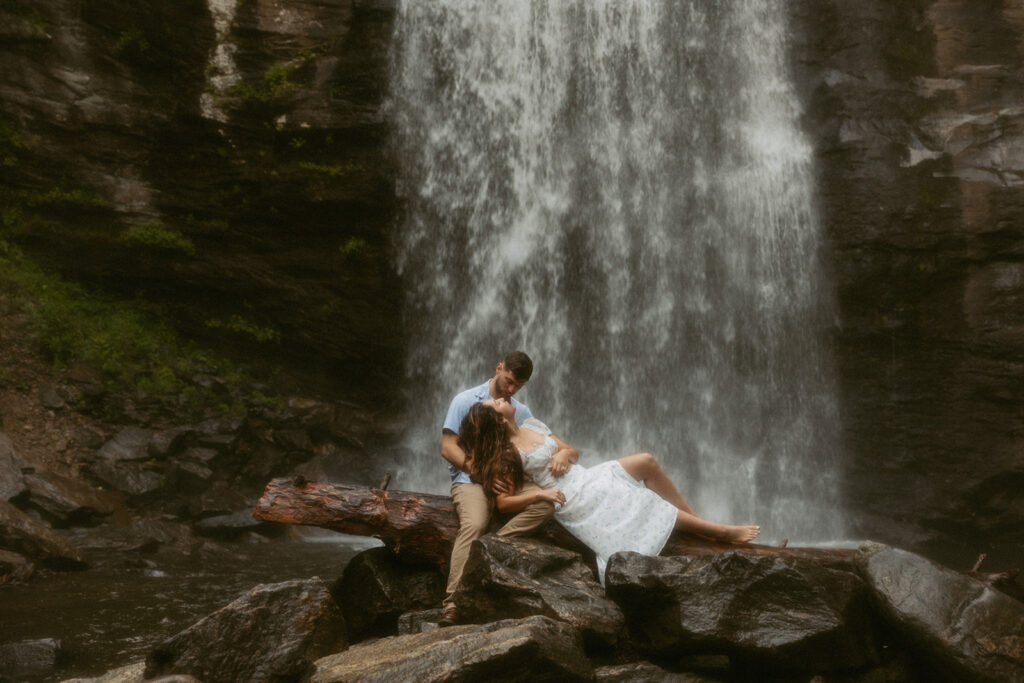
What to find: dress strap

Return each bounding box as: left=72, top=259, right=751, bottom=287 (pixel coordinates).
left=522, top=417, right=552, bottom=436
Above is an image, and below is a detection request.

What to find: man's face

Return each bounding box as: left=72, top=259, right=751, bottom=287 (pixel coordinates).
left=493, top=363, right=526, bottom=400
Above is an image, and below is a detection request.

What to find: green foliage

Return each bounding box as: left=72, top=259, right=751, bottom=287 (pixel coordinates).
left=229, top=60, right=302, bottom=105
left=0, top=0, right=48, bottom=29
left=339, top=237, right=368, bottom=256
left=120, top=221, right=195, bottom=255
left=299, top=161, right=365, bottom=178
left=22, top=188, right=111, bottom=210
left=205, top=314, right=281, bottom=343
left=114, top=28, right=150, bottom=60
left=0, top=117, right=29, bottom=168
left=0, top=248, right=273, bottom=415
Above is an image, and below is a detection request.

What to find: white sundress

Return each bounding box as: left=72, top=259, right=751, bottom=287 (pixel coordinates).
left=518, top=418, right=678, bottom=584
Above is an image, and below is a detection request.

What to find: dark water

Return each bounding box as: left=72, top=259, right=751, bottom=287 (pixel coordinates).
left=0, top=531, right=378, bottom=682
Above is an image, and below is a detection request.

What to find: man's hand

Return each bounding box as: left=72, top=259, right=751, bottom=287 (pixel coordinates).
left=549, top=450, right=573, bottom=478
left=535, top=488, right=566, bottom=506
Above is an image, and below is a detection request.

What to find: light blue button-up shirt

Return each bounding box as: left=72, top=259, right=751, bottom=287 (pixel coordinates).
left=442, top=380, right=534, bottom=484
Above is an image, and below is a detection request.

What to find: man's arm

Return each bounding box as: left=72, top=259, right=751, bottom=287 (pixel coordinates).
left=441, top=430, right=468, bottom=472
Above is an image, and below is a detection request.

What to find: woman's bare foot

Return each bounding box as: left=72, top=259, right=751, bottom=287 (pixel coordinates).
left=720, top=524, right=759, bottom=543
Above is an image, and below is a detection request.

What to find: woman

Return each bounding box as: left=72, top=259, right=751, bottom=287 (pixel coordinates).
left=459, top=399, right=760, bottom=583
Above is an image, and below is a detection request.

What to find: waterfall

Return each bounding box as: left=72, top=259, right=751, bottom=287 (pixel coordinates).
left=389, top=0, right=844, bottom=543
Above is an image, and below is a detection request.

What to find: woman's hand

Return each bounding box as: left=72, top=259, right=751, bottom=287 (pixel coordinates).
left=549, top=450, right=573, bottom=478
left=536, top=488, right=566, bottom=506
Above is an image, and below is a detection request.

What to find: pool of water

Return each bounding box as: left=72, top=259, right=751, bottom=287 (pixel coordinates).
left=0, top=530, right=382, bottom=682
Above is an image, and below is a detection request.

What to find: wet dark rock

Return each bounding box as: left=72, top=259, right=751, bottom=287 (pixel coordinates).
left=61, top=662, right=201, bottom=682
left=186, top=481, right=250, bottom=519
left=179, top=446, right=218, bottom=464
left=192, top=509, right=274, bottom=540
left=63, top=517, right=194, bottom=555
left=593, top=661, right=716, bottom=682
left=455, top=534, right=624, bottom=651
left=606, top=551, right=877, bottom=673
left=396, top=608, right=442, bottom=635
left=96, top=427, right=155, bottom=463
left=0, top=548, right=35, bottom=583
left=0, top=499, right=86, bottom=569
left=20, top=469, right=124, bottom=526
left=274, top=428, right=315, bottom=453
left=0, top=638, right=66, bottom=678
left=149, top=427, right=193, bottom=458
left=858, top=542, right=1024, bottom=683
left=168, top=460, right=214, bottom=493
left=89, top=460, right=164, bottom=498
left=331, top=546, right=445, bottom=642
left=0, top=432, right=30, bottom=501
left=145, top=577, right=346, bottom=683
left=308, top=615, right=592, bottom=683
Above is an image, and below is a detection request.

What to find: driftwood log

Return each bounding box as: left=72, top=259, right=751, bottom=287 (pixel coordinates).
left=253, top=478, right=859, bottom=571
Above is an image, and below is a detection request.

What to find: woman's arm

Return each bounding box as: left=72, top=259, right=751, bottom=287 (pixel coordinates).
left=549, top=434, right=578, bottom=477
left=495, top=483, right=565, bottom=513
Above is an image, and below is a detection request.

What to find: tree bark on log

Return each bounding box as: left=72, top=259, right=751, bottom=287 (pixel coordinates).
left=253, top=478, right=859, bottom=571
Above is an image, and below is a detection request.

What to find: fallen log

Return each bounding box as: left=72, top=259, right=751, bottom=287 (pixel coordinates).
left=253, top=478, right=860, bottom=571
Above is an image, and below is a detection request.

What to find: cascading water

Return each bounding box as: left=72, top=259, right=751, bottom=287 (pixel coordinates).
left=390, top=0, right=844, bottom=543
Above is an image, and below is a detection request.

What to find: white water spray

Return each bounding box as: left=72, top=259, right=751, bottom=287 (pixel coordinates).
left=390, top=0, right=843, bottom=542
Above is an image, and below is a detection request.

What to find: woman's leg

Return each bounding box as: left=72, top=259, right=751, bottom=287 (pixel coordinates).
left=617, top=452, right=697, bottom=515
left=674, top=509, right=760, bottom=543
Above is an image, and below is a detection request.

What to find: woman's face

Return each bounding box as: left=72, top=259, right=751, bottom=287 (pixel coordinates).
left=482, top=397, right=516, bottom=422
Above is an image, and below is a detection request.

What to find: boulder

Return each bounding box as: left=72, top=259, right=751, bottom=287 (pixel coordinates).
left=61, top=662, right=200, bottom=683
left=192, top=510, right=275, bottom=540
left=149, top=427, right=193, bottom=458
left=0, top=548, right=34, bottom=582
left=308, top=615, right=592, bottom=682
left=397, top=608, right=442, bottom=635
left=145, top=577, right=346, bottom=683
left=89, top=460, right=164, bottom=497
left=455, top=534, right=624, bottom=650
left=858, top=543, right=1024, bottom=683
left=0, top=432, right=30, bottom=502
left=21, top=469, right=123, bottom=526
left=594, top=661, right=717, bottom=682
left=331, top=546, right=445, bottom=642
left=606, top=550, right=877, bottom=673
left=0, top=499, right=86, bottom=569
left=0, top=637, right=65, bottom=678
left=96, top=427, right=154, bottom=462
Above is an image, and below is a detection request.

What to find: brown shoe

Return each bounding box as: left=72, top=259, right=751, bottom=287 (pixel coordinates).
left=438, top=606, right=458, bottom=627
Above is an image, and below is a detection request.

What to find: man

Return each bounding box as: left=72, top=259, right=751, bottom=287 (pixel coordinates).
left=438, top=350, right=555, bottom=626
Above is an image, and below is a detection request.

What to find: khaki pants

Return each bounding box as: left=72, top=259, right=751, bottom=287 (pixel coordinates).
left=444, top=480, right=554, bottom=608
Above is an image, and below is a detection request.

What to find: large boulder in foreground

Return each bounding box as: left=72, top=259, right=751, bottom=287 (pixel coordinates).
left=455, top=534, right=623, bottom=650
left=606, top=551, right=877, bottom=673
left=331, top=546, right=445, bottom=643
left=858, top=542, right=1024, bottom=683
left=145, top=577, right=346, bottom=683
left=308, top=615, right=591, bottom=682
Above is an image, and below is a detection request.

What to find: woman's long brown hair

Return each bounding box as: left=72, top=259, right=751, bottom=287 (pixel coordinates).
left=459, top=403, right=524, bottom=497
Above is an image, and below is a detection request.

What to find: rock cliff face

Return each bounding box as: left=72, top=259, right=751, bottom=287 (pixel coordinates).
left=790, top=0, right=1024, bottom=563
left=0, top=0, right=402, bottom=400
left=1, top=0, right=1021, bottom=563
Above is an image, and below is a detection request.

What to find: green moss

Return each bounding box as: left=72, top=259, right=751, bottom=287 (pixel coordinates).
left=299, top=161, right=365, bottom=178
left=22, top=188, right=112, bottom=210
left=205, top=314, right=281, bottom=343
left=113, top=28, right=150, bottom=60
left=339, top=236, right=368, bottom=256
left=120, top=221, right=195, bottom=255
left=0, top=247, right=274, bottom=415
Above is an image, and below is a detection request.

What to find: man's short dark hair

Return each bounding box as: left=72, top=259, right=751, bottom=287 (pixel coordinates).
left=503, top=350, right=533, bottom=382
